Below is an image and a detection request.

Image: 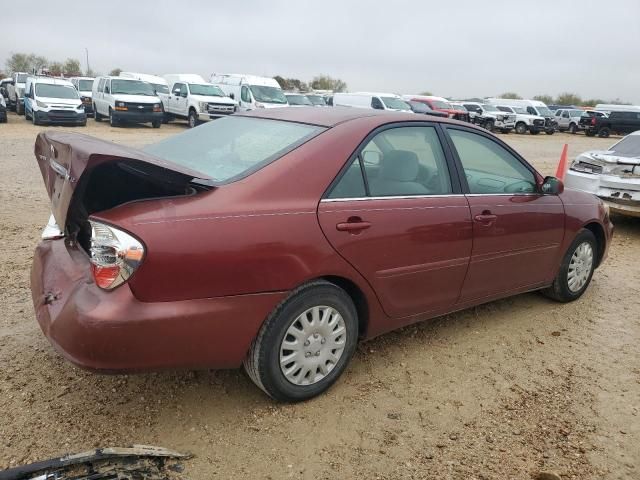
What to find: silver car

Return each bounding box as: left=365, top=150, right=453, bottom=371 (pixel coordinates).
left=554, top=108, right=585, bottom=134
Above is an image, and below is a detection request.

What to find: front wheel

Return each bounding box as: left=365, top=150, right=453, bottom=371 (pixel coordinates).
left=152, top=120, right=161, bottom=128
left=484, top=120, right=494, bottom=132
left=188, top=109, right=198, bottom=128
left=545, top=129, right=555, bottom=135
left=94, top=104, right=102, bottom=121
left=598, top=127, right=610, bottom=138
left=585, top=130, right=596, bottom=137
left=542, top=229, right=597, bottom=303
left=244, top=280, right=358, bottom=402
left=109, top=109, right=118, bottom=127
left=515, top=122, right=527, bottom=134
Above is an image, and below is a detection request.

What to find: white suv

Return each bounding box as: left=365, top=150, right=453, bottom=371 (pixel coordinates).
left=92, top=76, right=164, bottom=128
left=495, top=105, right=546, bottom=134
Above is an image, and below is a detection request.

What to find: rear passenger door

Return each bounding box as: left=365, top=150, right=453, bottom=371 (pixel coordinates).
left=318, top=124, right=472, bottom=319
left=443, top=126, right=565, bottom=302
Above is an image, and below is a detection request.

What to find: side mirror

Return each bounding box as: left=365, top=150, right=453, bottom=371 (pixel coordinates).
left=541, top=176, right=564, bottom=195
left=229, top=93, right=234, bottom=100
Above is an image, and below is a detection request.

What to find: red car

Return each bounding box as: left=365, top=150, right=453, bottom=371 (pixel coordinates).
left=31, top=108, right=613, bottom=402
left=408, top=95, right=470, bottom=122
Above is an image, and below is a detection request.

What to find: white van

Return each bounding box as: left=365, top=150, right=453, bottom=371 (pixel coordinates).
left=120, top=72, right=171, bottom=122
left=163, top=74, right=237, bottom=128
left=485, top=98, right=557, bottom=134
left=333, top=92, right=412, bottom=112
left=69, top=77, right=95, bottom=116
left=92, top=76, right=164, bottom=128
left=209, top=74, right=288, bottom=111
left=23, top=76, right=86, bottom=126
left=595, top=104, right=640, bottom=114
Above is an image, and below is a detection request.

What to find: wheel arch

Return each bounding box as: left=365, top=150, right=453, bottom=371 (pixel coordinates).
left=320, top=275, right=370, bottom=338
left=583, top=221, right=606, bottom=268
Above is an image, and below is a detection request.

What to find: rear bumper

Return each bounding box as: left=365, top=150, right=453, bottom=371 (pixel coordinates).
left=112, top=110, right=164, bottom=124
left=31, top=239, right=286, bottom=372
left=35, top=110, right=86, bottom=125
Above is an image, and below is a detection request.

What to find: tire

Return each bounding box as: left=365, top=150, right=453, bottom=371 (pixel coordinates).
left=484, top=120, right=494, bottom=132
left=569, top=123, right=578, bottom=134
left=500, top=128, right=510, bottom=134
left=109, top=108, right=118, bottom=127
left=542, top=229, right=597, bottom=303
left=598, top=127, right=610, bottom=138
left=94, top=104, right=102, bottom=121
left=16, top=100, right=24, bottom=115
left=244, top=280, right=359, bottom=402
left=530, top=130, right=540, bottom=135
left=585, top=130, right=596, bottom=137
left=545, top=129, right=555, bottom=135
left=188, top=109, right=198, bottom=128
left=32, top=110, right=39, bottom=126
left=515, top=122, right=527, bottom=134
left=25, top=107, right=30, bottom=121
left=152, top=120, right=161, bottom=128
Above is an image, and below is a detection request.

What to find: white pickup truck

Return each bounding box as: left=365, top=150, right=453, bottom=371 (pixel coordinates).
left=163, top=74, right=237, bottom=128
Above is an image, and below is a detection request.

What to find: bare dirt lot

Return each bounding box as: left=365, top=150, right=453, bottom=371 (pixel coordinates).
left=1, top=113, right=638, bottom=479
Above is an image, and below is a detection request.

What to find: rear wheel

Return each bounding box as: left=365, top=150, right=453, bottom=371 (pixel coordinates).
left=94, top=104, right=102, bottom=121
left=598, top=127, right=610, bottom=138
left=569, top=122, right=578, bottom=134
left=188, top=109, right=198, bottom=128
left=484, top=120, right=494, bottom=132
left=16, top=100, right=24, bottom=115
left=152, top=120, right=161, bottom=128
left=585, top=130, right=596, bottom=137
left=244, top=280, right=358, bottom=402
left=545, top=129, right=555, bottom=135
left=515, top=122, right=527, bottom=134
left=542, top=229, right=597, bottom=303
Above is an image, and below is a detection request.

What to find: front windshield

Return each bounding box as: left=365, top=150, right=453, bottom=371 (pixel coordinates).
left=16, top=74, right=27, bottom=83
left=189, top=84, right=224, bottom=97
left=307, top=95, right=326, bottom=106
left=35, top=84, right=79, bottom=99
left=111, top=79, right=156, bottom=96
left=381, top=97, right=411, bottom=110
left=536, top=106, right=553, bottom=116
left=286, top=94, right=313, bottom=106
left=513, top=107, right=527, bottom=114
left=431, top=100, right=452, bottom=110
left=152, top=83, right=169, bottom=94
left=610, top=135, right=640, bottom=157
left=482, top=104, right=500, bottom=112
left=144, top=117, right=325, bottom=183
left=249, top=85, right=287, bottom=104
left=78, top=79, right=93, bottom=91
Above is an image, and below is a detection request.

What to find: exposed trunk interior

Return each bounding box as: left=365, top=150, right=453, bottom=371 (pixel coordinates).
left=66, top=158, right=210, bottom=253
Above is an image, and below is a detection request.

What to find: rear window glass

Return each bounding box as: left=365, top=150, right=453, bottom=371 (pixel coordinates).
left=144, top=116, right=325, bottom=183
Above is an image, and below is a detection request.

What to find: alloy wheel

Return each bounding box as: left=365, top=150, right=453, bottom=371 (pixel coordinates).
left=279, top=305, right=346, bottom=386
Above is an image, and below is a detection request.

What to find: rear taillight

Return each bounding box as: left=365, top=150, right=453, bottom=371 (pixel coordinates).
left=89, top=220, right=144, bottom=290
left=591, top=117, right=596, bottom=125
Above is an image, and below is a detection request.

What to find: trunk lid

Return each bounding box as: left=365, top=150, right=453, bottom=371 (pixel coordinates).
left=34, top=131, right=212, bottom=229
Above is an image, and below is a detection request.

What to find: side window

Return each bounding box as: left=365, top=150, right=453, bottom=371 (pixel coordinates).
left=181, top=84, right=189, bottom=97
left=526, top=107, right=537, bottom=115
left=371, top=97, right=384, bottom=110
left=241, top=86, right=251, bottom=103
left=98, top=78, right=105, bottom=92
left=555, top=110, right=562, bottom=117
left=329, top=126, right=453, bottom=198
left=172, top=83, right=182, bottom=95
left=449, top=129, right=536, bottom=194
left=104, top=80, right=110, bottom=94
left=562, top=111, right=569, bottom=118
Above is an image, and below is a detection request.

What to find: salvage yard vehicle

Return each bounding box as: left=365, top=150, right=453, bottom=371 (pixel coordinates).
left=70, top=76, right=96, bottom=116
left=334, top=92, right=413, bottom=112
left=30, top=108, right=612, bottom=402
left=554, top=108, right=585, bottom=133
left=565, top=131, right=640, bottom=216
left=284, top=92, right=314, bottom=107
left=407, top=100, right=448, bottom=117
left=0, top=94, right=7, bottom=123
left=119, top=72, right=171, bottom=123
left=24, top=77, right=86, bottom=126
left=163, top=74, right=237, bottom=128
left=306, top=93, right=328, bottom=106
left=92, top=76, right=164, bottom=128
left=486, top=98, right=557, bottom=134
left=495, top=105, right=546, bottom=134
left=7, top=71, right=28, bottom=114
left=463, top=102, right=516, bottom=133
left=404, top=95, right=469, bottom=121
left=581, top=110, right=640, bottom=138
left=210, top=73, right=288, bottom=111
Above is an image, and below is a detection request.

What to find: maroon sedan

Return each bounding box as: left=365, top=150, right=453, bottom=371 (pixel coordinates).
left=31, top=107, right=613, bottom=401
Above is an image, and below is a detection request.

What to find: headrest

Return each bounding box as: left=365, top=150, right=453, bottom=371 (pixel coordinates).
left=380, top=150, right=420, bottom=182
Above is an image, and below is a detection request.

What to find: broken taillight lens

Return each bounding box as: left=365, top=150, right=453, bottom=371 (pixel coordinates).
left=89, top=220, right=145, bottom=290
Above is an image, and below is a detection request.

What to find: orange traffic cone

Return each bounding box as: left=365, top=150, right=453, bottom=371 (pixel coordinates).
left=555, top=144, right=569, bottom=180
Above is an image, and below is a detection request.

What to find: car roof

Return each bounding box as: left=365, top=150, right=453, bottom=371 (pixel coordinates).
left=237, top=105, right=469, bottom=128
left=32, top=77, right=74, bottom=86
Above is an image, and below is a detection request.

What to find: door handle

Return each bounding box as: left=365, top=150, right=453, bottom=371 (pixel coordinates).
left=474, top=211, right=497, bottom=224
left=336, top=219, right=371, bottom=233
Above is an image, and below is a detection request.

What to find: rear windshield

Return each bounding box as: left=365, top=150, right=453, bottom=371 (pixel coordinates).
left=189, top=84, right=225, bottom=97
left=307, top=95, right=327, bottom=106
left=610, top=135, right=640, bottom=157
left=143, top=116, right=325, bottom=183
left=111, top=79, right=156, bottom=96
left=78, top=79, right=94, bottom=91
left=35, top=84, right=79, bottom=99
left=286, top=94, right=313, bottom=106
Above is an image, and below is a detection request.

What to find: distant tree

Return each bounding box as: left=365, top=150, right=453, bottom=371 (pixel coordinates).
left=273, top=75, right=287, bottom=89
left=6, top=53, right=49, bottom=74
left=419, top=91, right=433, bottom=96
left=109, top=68, right=122, bottom=76
left=533, top=95, right=553, bottom=105
left=310, top=75, right=347, bottom=92
left=500, top=92, right=522, bottom=99
left=29, top=54, right=48, bottom=73
left=555, top=92, right=582, bottom=106
left=273, top=76, right=308, bottom=91
left=582, top=99, right=605, bottom=107
left=63, top=58, right=82, bottom=76
left=48, top=62, right=64, bottom=76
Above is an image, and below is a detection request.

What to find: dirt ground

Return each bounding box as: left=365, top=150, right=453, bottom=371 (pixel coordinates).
left=0, top=112, right=638, bottom=479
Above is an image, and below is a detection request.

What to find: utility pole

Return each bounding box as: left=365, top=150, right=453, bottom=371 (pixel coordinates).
left=85, top=48, right=90, bottom=75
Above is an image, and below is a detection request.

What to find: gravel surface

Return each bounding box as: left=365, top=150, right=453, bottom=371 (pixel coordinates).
left=0, top=113, right=638, bottom=479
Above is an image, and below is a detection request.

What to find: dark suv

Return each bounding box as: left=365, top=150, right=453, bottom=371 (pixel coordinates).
left=582, top=111, right=640, bottom=138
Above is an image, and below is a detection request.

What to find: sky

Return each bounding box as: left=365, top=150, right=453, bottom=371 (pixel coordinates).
left=2, top=0, right=639, bottom=103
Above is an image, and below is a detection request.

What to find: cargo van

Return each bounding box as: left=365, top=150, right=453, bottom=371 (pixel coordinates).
left=23, top=76, right=86, bottom=126
left=92, top=76, right=164, bottom=128
left=119, top=72, right=171, bottom=122
left=164, top=74, right=237, bottom=127
left=69, top=77, right=95, bottom=116
left=333, top=92, right=412, bottom=112
left=209, top=74, right=288, bottom=111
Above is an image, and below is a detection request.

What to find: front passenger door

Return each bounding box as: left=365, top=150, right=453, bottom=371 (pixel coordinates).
left=445, top=127, right=565, bottom=302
